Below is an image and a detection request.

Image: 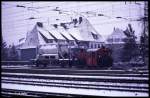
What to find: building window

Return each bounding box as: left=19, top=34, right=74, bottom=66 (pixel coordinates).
left=98, top=44, right=101, bottom=48
left=91, top=44, right=93, bottom=48
left=37, top=22, right=43, bottom=27
left=107, top=38, right=113, bottom=42
left=91, top=32, right=98, bottom=39
left=122, top=38, right=126, bottom=42
left=48, top=40, right=53, bottom=43
left=114, top=38, right=120, bottom=42
left=95, top=44, right=97, bottom=48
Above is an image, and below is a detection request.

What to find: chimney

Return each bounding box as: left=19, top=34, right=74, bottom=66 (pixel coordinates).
left=79, top=17, right=82, bottom=24
left=53, top=24, right=58, bottom=28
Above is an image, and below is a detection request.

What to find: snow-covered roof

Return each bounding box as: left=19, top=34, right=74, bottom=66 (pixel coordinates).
left=77, top=16, right=103, bottom=42
left=20, top=16, right=105, bottom=49
left=44, top=25, right=65, bottom=40
left=37, top=26, right=54, bottom=40
left=23, top=25, right=39, bottom=47
left=58, top=27, right=74, bottom=40
left=37, top=30, right=46, bottom=45
left=83, top=18, right=98, bottom=35
left=106, top=27, right=127, bottom=44
left=107, top=28, right=126, bottom=39
left=67, top=27, right=84, bottom=41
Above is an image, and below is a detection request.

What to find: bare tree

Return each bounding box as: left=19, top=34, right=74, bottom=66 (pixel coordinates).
left=9, top=44, right=19, bottom=61
left=1, top=38, right=8, bottom=60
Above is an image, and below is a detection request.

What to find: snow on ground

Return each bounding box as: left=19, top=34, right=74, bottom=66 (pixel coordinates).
left=73, top=73, right=148, bottom=76
left=2, top=81, right=148, bottom=92
left=2, top=72, right=148, bottom=80
left=2, top=83, right=148, bottom=97
left=2, top=77, right=148, bottom=88
left=2, top=65, right=30, bottom=68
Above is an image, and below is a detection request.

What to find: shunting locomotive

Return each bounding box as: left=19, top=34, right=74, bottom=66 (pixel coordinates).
left=32, top=44, right=113, bottom=69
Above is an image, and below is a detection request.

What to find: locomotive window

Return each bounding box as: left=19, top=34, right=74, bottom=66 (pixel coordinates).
left=45, top=56, right=49, bottom=59
left=50, top=56, right=55, bottom=59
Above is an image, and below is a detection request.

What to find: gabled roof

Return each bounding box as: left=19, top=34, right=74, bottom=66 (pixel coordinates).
left=107, top=27, right=126, bottom=39
left=44, top=25, right=66, bottom=40
left=20, top=24, right=53, bottom=49
left=37, top=30, right=46, bottom=45
left=23, top=25, right=39, bottom=47
left=80, top=17, right=103, bottom=42
left=37, top=26, right=54, bottom=40
left=61, top=16, right=103, bottom=42
left=57, top=27, right=75, bottom=41
left=67, top=27, right=84, bottom=41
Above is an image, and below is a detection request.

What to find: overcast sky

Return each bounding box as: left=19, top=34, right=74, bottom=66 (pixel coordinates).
left=2, top=1, right=145, bottom=45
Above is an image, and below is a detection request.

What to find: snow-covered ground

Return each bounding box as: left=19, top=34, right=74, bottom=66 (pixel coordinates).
left=2, top=65, right=149, bottom=97
left=2, top=83, right=148, bottom=97
left=2, top=77, right=148, bottom=88
left=2, top=72, right=148, bottom=80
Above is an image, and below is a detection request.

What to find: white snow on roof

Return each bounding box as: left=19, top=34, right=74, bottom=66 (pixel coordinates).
left=85, top=18, right=104, bottom=42
left=37, top=30, right=46, bottom=45
left=37, top=26, right=54, bottom=40
left=67, top=27, right=84, bottom=41
left=79, top=17, right=101, bottom=41
left=23, top=25, right=39, bottom=47
left=84, top=18, right=99, bottom=35
left=58, top=27, right=74, bottom=40
left=44, top=25, right=65, bottom=40
left=107, top=28, right=126, bottom=39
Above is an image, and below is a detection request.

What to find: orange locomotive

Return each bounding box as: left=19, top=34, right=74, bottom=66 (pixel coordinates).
left=75, top=46, right=113, bottom=68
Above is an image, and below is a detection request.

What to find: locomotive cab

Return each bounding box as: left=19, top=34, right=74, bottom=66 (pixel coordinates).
left=86, top=48, right=99, bottom=67
left=35, top=53, right=59, bottom=67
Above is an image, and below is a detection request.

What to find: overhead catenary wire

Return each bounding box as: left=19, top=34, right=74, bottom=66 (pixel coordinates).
left=3, top=2, right=145, bottom=44
left=1, top=2, right=135, bottom=17
left=2, top=5, right=143, bottom=23
left=2, top=1, right=144, bottom=23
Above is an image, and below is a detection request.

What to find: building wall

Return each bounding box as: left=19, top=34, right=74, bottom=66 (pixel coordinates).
left=20, top=48, right=37, bottom=61
left=89, top=42, right=103, bottom=49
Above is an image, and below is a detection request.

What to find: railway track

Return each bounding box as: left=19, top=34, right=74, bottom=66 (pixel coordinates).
left=1, top=65, right=149, bottom=97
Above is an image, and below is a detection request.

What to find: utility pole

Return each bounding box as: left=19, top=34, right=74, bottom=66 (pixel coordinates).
left=140, top=1, right=148, bottom=66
